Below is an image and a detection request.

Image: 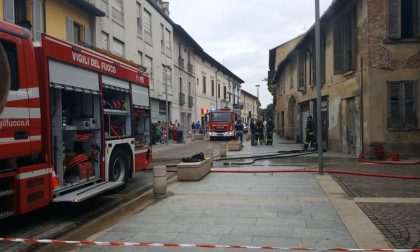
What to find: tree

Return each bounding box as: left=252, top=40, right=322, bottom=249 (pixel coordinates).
left=261, top=103, right=274, bottom=120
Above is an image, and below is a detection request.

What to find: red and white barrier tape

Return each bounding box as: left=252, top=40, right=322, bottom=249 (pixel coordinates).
left=1, top=237, right=419, bottom=251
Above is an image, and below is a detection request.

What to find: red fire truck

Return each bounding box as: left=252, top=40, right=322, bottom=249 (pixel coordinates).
left=207, top=108, right=237, bottom=141
left=0, top=20, right=152, bottom=219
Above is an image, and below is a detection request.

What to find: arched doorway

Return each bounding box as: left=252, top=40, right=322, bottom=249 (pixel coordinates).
left=286, top=96, right=296, bottom=140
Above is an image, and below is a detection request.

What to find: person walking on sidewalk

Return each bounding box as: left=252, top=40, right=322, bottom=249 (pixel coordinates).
left=155, top=121, right=162, bottom=144
left=195, top=121, right=202, bottom=133
left=266, top=118, right=274, bottom=145
left=234, top=119, right=244, bottom=147
left=256, top=118, right=264, bottom=145
left=303, top=115, right=316, bottom=150
left=250, top=118, right=257, bottom=146
left=176, top=122, right=184, bottom=144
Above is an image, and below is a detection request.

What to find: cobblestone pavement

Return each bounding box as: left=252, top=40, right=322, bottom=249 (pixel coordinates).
left=357, top=203, right=420, bottom=249
left=327, top=163, right=420, bottom=249
left=328, top=163, right=420, bottom=198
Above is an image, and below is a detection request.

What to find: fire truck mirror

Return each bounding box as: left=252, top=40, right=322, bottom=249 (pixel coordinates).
left=0, top=43, right=11, bottom=114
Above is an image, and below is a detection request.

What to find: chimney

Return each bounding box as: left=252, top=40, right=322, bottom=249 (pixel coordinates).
left=161, top=1, right=170, bottom=16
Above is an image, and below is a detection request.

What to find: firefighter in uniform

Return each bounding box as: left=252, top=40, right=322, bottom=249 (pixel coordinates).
left=303, top=116, right=316, bottom=150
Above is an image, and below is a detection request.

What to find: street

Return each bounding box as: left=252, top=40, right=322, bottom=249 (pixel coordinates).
left=1, top=135, right=419, bottom=251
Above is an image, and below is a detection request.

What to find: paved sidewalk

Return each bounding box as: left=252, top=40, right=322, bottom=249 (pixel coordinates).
left=76, top=171, right=360, bottom=251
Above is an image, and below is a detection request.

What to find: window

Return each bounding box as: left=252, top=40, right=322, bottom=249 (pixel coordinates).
left=312, top=31, right=326, bottom=85
left=112, top=38, right=124, bottom=57
left=144, top=9, right=152, bottom=45
left=333, top=8, right=356, bottom=74
left=223, top=86, right=227, bottom=100
left=0, top=40, right=19, bottom=90
left=101, top=31, right=110, bottom=50
left=297, top=48, right=306, bottom=91
left=137, top=3, right=142, bottom=38
left=144, top=55, right=153, bottom=87
left=111, top=0, right=124, bottom=26
left=188, top=82, right=191, bottom=96
left=66, top=18, right=90, bottom=44
left=211, top=79, right=215, bottom=96
left=3, top=0, right=14, bottom=23
left=163, top=67, right=172, bottom=95
left=33, top=0, right=43, bottom=44
left=101, top=0, right=109, bottom=16
left=202, top=76, right=206, bottom=94
left=138, top=51, right=143, bottom=65
left=179, top=77, right=183, bottom=93
left=165, top=28, right=172, bottom=57
left=218, top=82, right=221, bottom=98
left=388, top=81, right=417, bottom=129
left=160, top=24, right=165, bottom=54
left=388, top=0, right=420, bottom=40
left=73, top=22, right=82, bottom=44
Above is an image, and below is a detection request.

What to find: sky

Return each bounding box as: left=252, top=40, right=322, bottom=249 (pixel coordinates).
left=169, top=0, right=334, bottom=108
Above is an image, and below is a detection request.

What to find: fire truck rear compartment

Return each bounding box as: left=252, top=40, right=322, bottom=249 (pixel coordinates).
left=50, top=88, right=102, bottom=195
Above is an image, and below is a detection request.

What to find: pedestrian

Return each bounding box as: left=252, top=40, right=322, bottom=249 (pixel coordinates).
left=155, top=121, right=162, bottom=144
left=161, top=122, right=167, bottom=143
left=250, top=118, right=257, bottom=146
left=234, top=119, right=244, bottom=147
left=191, top=121, right=195, bottom=135
left=303, top=116, right=316, bottom=150
left=256, top=119, right=264, bottom=145
left=266, top=118, right=274, bottom=145
left=151, top=122, right=156, bottom=145
left=176, top=122, right=183, bottom=144
left=195, top=121, right=202, bottom=133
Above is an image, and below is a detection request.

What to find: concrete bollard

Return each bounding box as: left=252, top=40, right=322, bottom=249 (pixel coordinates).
left=153, top=165, right=167, bottom=199
left=220, top=143, right=227, bottom=157
left=205, top=147, right=213, bottom=165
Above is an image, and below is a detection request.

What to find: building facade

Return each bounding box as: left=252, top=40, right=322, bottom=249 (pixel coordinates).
left=93, top=0, right=174, bottom=123
left=240, top=89, right=260, bottom=125
left=92, top=0, right=244, bottom=129
left=1, top=0, right=104, bottom=45
left=268, top=0, right=420, bottom=157
left=194, top=50, right=244, bottom=128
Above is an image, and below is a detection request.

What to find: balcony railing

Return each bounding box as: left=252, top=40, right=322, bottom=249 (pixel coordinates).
left=179, top=93, right=185, bottom=105
left=188, top=95, right=193, bottom=107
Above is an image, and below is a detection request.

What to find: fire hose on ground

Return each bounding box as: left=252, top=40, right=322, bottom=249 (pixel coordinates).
left=159, top=149, right=420, bottom=180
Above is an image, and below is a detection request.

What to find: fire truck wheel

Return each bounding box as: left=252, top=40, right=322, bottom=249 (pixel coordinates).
left=109, top=149, right=129, bottom=183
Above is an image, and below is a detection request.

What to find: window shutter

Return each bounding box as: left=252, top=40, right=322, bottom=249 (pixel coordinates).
left=4, top=0, right=15, bottom=23
left=389, top=82, right=402, bottom=128
left=333, top=17, right=344, bottom=74
left=349, top=10, right=356, bottom=71
left=85, top=27, right=91, bottom=45
left=33, top=0, right=43, bottom=43
left=66, top=17, right=74, bottom=43
left=416, top=0, right=420, bottom=37
left=321, top=31, right=326, bottom=84
left=298, top=49, right=305, bottom=91
left=403, top=82, right=415, bottom=127
left=387, top=0, right=401, bottom=40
